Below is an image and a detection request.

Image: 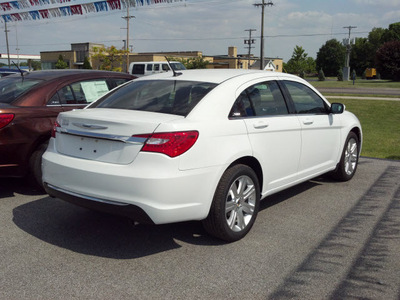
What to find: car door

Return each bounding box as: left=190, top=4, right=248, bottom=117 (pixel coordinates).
left=282, top=80, right=341, bottom=177
left=231, top=80, right=302, bottom=195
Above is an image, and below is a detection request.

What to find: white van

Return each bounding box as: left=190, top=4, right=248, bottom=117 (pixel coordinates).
left=129, top=61, right=186, bottom=77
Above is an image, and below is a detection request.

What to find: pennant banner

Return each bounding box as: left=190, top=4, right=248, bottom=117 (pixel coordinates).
left=0, top=0, right=184, bottom=22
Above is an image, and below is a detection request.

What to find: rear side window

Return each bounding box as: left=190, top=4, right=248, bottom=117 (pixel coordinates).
left=0, top=78, right=43, bottom=104
left=92, top=80, right=217, bottom=116
left=55, top=79, right=110, bottom=105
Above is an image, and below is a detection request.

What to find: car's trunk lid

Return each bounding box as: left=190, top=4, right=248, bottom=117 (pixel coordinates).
left=55, top=108, right=183, bottom=164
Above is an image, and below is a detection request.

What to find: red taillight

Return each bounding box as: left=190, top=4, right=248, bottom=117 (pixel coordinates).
left=51, top=121, right=61, bottom=138
left=134, top=131, right=199, bottom=158
left=0, top=113, right=14, bottom=129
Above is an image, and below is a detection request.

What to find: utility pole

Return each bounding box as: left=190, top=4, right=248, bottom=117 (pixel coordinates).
left=253, top=0, right=273, bottom=70
left=343, top=25, right=357, bottom=81
left=122, top=1, right=134, bottom=73
left=244, top=29, right=256, bottom=69
left=4, top=21, right=11, bottom=68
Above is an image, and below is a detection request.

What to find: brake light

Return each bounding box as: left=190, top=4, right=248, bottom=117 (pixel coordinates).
left=134, top=131, right=199, bottom=158
left=0, top=113, right=14, bottom=129
left=51, top=120, right=61, bottom=138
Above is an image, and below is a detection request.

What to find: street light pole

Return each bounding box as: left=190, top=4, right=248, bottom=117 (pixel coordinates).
left=4, top=21, right=11, bottom=68
left=122, top=1, right=134, bottom=73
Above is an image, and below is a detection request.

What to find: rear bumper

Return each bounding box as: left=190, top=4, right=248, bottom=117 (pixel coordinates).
left=42, top=140, right=223, bottom=224
left=44, top=183, right=155, bottom=224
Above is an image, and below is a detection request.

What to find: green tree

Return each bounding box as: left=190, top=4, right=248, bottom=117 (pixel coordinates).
left=316, top=39, right=346, bottom=76
left=305, top=57, right=316, bottom=74
left=169, top=56, right=209, bottom=69
left=92, top=46, right=125, bottom=72
left=30, top=60, right=41, bottom=70
left=285, top=45, right=309, bottom=75
left=55, top=55, right=68, bottom=69
left=82, top=56, right=92, bottom=69
left=350, top=37, right=371, bottom=75
left=375, top=40, right=400, bottom=81
left=381, top=22, right=400, bottom=43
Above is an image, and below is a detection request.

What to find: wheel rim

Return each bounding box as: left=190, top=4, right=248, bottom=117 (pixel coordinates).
left=225, top=175, right=256, bottom=232
left=344, top=137, right=358, bottom=176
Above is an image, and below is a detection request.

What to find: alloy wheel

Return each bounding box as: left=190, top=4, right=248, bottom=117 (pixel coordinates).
left=225, top=175, right=256, bottom=232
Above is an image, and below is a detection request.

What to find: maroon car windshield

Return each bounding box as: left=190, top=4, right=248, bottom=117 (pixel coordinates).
left=0, top=77, right=43, bottom=104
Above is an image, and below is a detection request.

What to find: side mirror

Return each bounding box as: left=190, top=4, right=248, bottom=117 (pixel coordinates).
left=330, top=103, right=345, bottom=114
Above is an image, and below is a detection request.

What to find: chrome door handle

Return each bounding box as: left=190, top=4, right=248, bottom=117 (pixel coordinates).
left=253, top=122, right=269, bottom=129
left=302, top=118, right=314, bottom=125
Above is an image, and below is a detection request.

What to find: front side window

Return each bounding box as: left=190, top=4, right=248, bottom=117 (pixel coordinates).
left=284, top=81, right=328, bottom=114
left=92, top=80, right=217, bottom=116
left=132, top=64, right=145, bottom=75
left=230, top=81, right=288, bottom=117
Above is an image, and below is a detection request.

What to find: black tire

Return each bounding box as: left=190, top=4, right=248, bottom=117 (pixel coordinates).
left=332, top=132, right=359, bottom=181
left=202, top=164, right=260, bottom=242
left=28, top=142, right=48, bottom=191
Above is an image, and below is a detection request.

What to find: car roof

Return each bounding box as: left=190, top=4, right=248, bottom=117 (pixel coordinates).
left=4, top=69, right=133, bottom=81
left=136, top=69, right=294, bottom=84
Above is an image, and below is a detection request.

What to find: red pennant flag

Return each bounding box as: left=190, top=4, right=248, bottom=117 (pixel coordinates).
left=1, top=3, right=13, bottom=11
left=39, top=9, right=49, bottom=19
left=70, top=5, right=83, bottom=15
left=107, top=0, right=121, bottom=10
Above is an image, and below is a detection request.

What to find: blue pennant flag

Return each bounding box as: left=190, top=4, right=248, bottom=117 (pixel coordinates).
left=94, top=1, right=108, bottom=11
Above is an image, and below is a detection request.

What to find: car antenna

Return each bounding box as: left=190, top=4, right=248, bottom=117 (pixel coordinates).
left=164, top=56, right=182, bottom=77
left=12, top=61, right=25, bottom=78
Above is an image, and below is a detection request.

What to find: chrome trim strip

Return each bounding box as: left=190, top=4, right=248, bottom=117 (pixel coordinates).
left=48, top=184, right=129, bottom=206
left=72, top=123, right=108, bottom=130
left=56, top=127, right=146, bottom=144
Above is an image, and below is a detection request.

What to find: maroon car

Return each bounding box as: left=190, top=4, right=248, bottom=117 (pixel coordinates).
left=0, top=69, right=135, bottom=188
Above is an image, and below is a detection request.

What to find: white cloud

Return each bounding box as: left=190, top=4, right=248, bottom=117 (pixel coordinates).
left=352, top=0, right=400, bottom=6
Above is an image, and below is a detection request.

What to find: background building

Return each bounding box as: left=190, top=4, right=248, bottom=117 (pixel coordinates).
left=40, top=43, right=283, bottom=72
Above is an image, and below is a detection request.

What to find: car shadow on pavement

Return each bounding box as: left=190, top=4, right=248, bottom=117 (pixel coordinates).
left=11, top=179, right=323, bottom=259
left=0, top=178, right=46, bottom=198
left=12, top=196, right=228, bottom=259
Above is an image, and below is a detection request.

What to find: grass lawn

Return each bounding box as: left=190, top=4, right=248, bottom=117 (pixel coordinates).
left=309, top=78, right=400, bottom=89
left=330, top=98, right=400, bottom=160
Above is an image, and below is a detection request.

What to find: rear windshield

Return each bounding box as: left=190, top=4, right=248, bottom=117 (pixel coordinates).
left=0, top=77, right=43, bottom=104
left=91, top=80, right=217, bottom=116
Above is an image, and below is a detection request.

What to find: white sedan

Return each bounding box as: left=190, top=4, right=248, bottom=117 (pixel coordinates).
left=42, top=69, right=362, bottom=242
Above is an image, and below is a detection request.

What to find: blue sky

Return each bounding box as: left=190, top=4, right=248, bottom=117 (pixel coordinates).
left=0, top=0, right=399, bottom=63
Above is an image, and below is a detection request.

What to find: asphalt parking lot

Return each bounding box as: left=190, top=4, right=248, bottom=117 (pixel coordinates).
left=1, top=157, right=399, bottom=299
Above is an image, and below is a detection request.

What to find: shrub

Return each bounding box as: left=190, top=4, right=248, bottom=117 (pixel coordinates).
left=337, top=69, right=343, bottom=81
left=318, top=68, right=326, bottom=81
